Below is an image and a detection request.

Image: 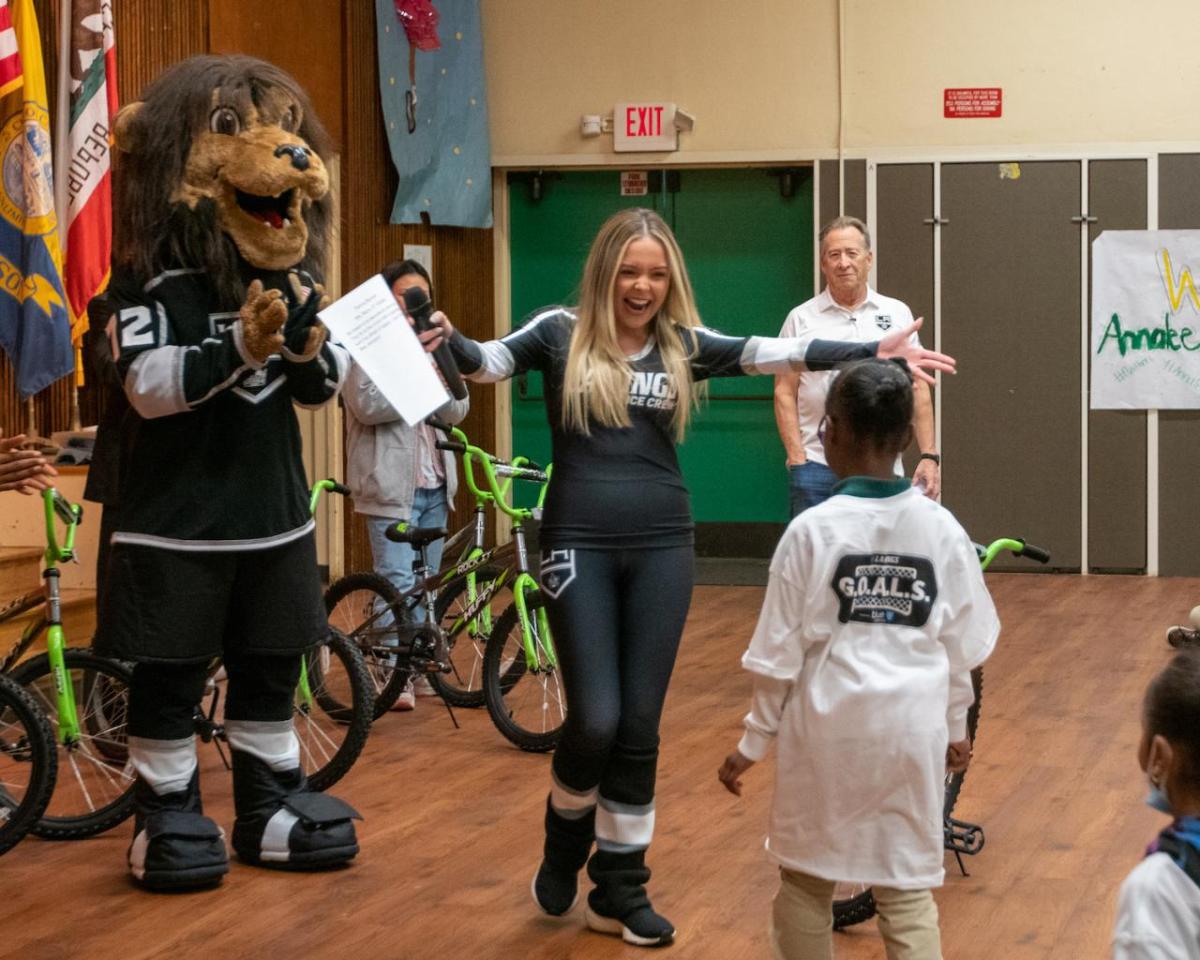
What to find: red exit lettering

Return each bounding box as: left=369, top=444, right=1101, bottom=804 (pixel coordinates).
left=625, top=105, right=665, bottom=138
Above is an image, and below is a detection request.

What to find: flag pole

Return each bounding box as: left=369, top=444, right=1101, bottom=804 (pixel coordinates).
left=56, top=0, right=78, bottom=431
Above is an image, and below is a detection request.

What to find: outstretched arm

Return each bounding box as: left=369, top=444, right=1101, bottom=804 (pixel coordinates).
left=428, top=307, right=564, bottom=383
left=692, top=318, right=956, bottom=385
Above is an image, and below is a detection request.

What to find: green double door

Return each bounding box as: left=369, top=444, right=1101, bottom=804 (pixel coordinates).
left=507, top=167, right=814, bottom=554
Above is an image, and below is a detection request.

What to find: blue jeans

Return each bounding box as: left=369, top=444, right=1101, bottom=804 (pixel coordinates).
left=788, top=461, right=838, bottom=519
left=364, top=486, right=449, bottom=627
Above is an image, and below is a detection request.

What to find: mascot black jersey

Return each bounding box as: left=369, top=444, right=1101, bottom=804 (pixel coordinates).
left=109, top=264, right=348, bottom=550
left=449, top=307, right=877, bottom=549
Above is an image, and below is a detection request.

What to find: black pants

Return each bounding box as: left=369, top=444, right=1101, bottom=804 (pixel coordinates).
left=539, top=544, right=693, bottom=905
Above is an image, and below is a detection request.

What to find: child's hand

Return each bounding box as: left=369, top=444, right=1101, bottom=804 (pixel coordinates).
left=946, top=738, right=972, bottom=773
left=0, top=431, right=56, bottom=494
left=718, top=750, right=755, bottom=796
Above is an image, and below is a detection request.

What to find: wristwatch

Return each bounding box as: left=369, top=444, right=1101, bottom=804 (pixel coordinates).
left=918, top=452, right=941, bottom=466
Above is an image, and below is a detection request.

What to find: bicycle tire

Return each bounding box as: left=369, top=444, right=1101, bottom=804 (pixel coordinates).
left=0, top=672, right=57, bottom=854
left=482, top=588, right=565, bottom=753
left=11, top=649, right=135, bottom=840
left=431, top=564, right=513, bottom=708
left=831, top=666, right=985, bottom=931
left=296, top=629, right=373, bottom=792
left=324, top=572, right=409, bottom=718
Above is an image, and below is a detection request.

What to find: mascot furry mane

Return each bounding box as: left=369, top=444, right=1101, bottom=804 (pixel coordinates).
left=112, top=55, right=333, bottom=300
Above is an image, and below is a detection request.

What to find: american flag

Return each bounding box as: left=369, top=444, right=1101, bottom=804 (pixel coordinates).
left=0, top=0, right=22, bottom=99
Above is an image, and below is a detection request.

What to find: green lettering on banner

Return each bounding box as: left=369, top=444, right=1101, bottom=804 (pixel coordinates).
left=1097, top=312, right=1198, bottom=356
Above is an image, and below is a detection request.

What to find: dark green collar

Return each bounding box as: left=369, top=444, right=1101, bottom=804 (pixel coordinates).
left=832, top=476, right=912, bottom=499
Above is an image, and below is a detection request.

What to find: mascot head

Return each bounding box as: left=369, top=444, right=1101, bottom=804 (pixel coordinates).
left=112, top=55, right=333, bottom=290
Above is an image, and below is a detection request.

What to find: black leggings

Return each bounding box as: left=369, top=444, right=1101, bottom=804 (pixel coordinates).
left=543, top=544, right=693, bottom=806
left=127, top=651, right=302, bottom=740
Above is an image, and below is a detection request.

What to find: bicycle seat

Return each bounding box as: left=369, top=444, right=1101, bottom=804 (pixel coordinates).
left=385, top=524, right=448, bottom=546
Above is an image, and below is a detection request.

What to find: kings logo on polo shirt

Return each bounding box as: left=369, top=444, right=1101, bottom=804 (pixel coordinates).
left=831, top=553, right=937, bottom=626
left=874, top=313, right=893, bottom=331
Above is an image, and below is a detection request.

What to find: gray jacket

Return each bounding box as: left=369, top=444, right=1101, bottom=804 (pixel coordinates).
left=343, top=361, right=469, bottom=519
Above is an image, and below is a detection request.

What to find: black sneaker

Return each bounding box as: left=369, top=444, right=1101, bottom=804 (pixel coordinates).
left=585, top=892, right=676, bottom=947
left=1167, top=625, right=1200, bottom=648
left=532, top=861, right=579, bottom=916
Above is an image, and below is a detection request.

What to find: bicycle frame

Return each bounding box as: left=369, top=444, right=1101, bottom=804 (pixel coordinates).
left=434, top=426, right=555, bottom=672
left=38, top=489, right=83, bottom=745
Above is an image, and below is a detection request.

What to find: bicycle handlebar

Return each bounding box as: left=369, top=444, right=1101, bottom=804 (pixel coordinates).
left=433, top=426, right=549, bottom=520
left=41, top=488, right=81, bottom=566
left=978, top=537, right=1051, bottom=571
left=308, top=478, right=351, bottom=516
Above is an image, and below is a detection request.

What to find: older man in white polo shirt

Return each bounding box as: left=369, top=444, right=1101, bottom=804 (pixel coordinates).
left=774, top=216, right=940, bottom=517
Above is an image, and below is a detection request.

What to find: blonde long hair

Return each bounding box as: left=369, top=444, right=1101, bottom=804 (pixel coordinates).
left=561, top=208, right=706, bottom=442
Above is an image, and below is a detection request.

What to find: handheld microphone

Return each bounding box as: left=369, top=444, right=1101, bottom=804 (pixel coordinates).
left=402, top=285, right=468, bottom=401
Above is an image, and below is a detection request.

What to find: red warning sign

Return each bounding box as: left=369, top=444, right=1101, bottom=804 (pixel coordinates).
left=944, top=88, right=1002, bottom=118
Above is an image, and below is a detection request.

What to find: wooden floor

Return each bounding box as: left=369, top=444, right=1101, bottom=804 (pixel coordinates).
left=2, top=574, right=1195, bottom=960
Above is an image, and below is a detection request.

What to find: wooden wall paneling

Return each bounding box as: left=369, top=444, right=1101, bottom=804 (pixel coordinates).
left=207, top=0, right=344, bottom=149
left=113, top=0, right=210, bottom=100
left=340, top=1, right=495, bottom=575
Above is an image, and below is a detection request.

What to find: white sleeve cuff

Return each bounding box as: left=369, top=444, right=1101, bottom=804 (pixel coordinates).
left=738, top=728, right=775, bottom=762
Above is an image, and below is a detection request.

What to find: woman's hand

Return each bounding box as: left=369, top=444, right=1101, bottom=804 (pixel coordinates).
left=413, top=309, right=454, bottom=356
left=0, top=431, right=56, bottom=494
left=718, top=750, right=756, bottom=797
left=877, top=318, right=956, bottom=385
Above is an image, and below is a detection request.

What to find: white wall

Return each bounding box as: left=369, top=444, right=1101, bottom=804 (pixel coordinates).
left=481, top=0, right=1200, bottom=163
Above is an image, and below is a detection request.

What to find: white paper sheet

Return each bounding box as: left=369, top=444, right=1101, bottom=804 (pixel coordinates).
left=319, top=274, right=450, bottom=425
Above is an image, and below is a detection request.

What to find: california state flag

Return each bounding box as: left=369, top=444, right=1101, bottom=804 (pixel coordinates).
left=54, top=0, right=116, bottom=370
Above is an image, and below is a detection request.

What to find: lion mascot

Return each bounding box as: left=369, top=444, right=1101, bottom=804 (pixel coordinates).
left=98, top=54, right=357, bottom=889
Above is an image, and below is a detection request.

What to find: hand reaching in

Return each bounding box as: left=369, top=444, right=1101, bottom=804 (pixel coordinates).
left=0, top=431, right=56, bottom=494
left=877, top=318, right=956, bottom=385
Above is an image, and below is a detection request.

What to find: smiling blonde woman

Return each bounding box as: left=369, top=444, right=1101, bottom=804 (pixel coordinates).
left=429, top=206, right=956, bottom=948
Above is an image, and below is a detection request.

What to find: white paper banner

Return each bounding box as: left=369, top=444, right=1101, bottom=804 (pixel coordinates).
left=1092, top=230, right=1200, bottom=409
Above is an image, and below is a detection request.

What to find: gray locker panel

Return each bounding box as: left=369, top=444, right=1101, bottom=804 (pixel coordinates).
left=1088, top=160, right=1147, bottom=571
left=876, top=164, right=935, bottom=476
left=1158, top=154, right=1200, bottom=575
left=940, top=161, right=1082, bottom=570
left=818, top=159, right=867, bottom=230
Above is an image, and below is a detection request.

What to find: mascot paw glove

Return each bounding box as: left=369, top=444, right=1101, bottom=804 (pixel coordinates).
left=281, top=272, right=329, bottom=363
left=239, top=279, right=288, bottom=365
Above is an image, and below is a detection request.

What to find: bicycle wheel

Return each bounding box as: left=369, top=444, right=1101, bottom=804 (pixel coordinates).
left=11, top=650, right=135, bottom=839
left=325, top=572, right=409, bottom=718
left=431, top=564, right=513, bottom=708
left=831, top=666, right=985, bottom=930
left=483, top=588, right=565, bottom=752
left=0, top=673, right=57, bottom=854
left=297, top=629, right=373, bottom=792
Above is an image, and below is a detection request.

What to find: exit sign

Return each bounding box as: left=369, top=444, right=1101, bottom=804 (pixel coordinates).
left=614, top=102, right=678, bottom=152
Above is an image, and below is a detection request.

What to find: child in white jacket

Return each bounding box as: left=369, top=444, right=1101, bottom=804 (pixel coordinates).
left=719, top=358, right=999, bottom=960
left=1111, top=650, right=1200, bottom=959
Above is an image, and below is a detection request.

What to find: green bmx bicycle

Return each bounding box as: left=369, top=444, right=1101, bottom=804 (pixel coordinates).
left=9, top=482, right=372, bottom=841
